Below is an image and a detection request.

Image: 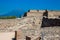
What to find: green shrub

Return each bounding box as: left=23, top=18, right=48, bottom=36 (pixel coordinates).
left=0, top=16, right=16, bottom=19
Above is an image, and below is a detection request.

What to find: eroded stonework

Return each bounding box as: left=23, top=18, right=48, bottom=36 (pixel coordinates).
left=0, top=10, right=60, bottom=40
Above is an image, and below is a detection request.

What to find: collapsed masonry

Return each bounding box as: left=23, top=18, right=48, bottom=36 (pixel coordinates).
left=0, top=10, right=60, bottom=40
left=16, top=10, right=60, bottom=40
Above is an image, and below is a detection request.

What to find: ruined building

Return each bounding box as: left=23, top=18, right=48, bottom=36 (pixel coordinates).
left=0, top=10, right=60, bottom=40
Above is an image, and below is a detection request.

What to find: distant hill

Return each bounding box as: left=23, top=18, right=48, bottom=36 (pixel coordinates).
left=0, top=9, right=25, bottom=18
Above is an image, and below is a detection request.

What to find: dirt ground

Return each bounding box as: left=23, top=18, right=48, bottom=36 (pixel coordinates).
left=0, top=32, right=15, bottom=40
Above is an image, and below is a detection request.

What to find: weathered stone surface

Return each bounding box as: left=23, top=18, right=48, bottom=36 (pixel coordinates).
left=41, top=27, right=60, bottom=40
left=0, top=10, right=60, bottom=40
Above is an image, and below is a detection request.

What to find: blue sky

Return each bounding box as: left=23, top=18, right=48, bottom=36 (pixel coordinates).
left=0, top=0, right=60, bottom=14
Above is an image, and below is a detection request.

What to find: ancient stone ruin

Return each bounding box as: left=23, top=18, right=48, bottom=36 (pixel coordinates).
left=0, top=10, right=60, bottom=40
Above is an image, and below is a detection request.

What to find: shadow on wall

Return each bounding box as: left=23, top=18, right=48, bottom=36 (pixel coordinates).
left=41, top=17, right=60, bottom=27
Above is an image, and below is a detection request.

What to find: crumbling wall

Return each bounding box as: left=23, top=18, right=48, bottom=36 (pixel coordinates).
left=0, top=10, right=60, bottom=40
left=27, top=10, right=45, bottom=17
